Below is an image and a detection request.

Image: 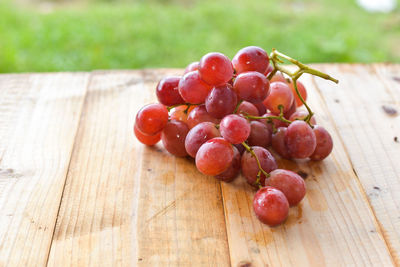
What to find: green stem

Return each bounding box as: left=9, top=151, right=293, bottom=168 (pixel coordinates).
left=266, top=68, right=277, bottom=80
left=242, top=142, right=270, bottom=188
left=267, top=49, right=339, bottom=128
left=291, top=76, right=314, bottom=126
left=271, top=49, right=339, bottom=84
left=234, top=99, right=244, bottom=114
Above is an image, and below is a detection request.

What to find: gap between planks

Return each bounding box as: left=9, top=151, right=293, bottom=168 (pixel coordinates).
left=44, top=74, right=93, bottom=267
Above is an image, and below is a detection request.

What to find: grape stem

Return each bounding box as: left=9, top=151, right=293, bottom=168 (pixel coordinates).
left=266, top=49, right=338, bottom=127
left=243, top=106, right=292, bottom=125
left=166, top=103, right=195, bottom=113
left=234, top=99, right=244, bottom=114
left=241, top=142, right=269, bottom=189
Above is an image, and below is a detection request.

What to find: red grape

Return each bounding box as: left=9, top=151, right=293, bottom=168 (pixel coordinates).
left=253, top=101, right=267, bottom=115
left=178, top=71, right=212, bottom=104
left=236, top=101, right=259, bottom=117
left=195, top=137, right=234, bottom=175
left=271, top=127, right=291, bottom=159
left=136, top=103, right=169, bottom=135
left=289, top=110, right=316, bottom=125
left=285, top=120, right=316, bottom=159
left=266, top=169, right=306, bottom=206
left=199, top=52, right=234, bottom=86
left=169, top=105, right=190, bottom=123
left=187, top=105, right=220, bottom=129
left=233, top=71, right=270, bottom=103
left=184, top=61, right=199, bottom=74
left=185, top=122, right=220, bottom=158
left=264, top=64, right=274, bottom=76
left=161, top=120, right=189, bottom=157
left=269, top=72, right=287, bottom=83
left=220, top=114, right=251, bottom=144
left=215, top=146, right=241, bottom=182
left=289, top=80, right=308, bottom=107
left=234, top=143, right=245, bottom=155
left=241, top=146, right=277, bottom=186
left=156, top=76, right=184, bottom=106
left=247, top=121, right=272, bottom=148
left=263, top=82, right=294, bottom=114
left=310, top=125, right=333, bottom=161
left=232, top=46, right=270, bottom=74
left=253, top=186, right=289, bottom=227
left=134, top=124, right=161, bottom=146
left=284, top=101, right=297, bottom=119
left=205, top=84, right=238, bottom=119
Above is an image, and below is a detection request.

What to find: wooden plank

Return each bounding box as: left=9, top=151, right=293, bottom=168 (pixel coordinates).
left=47, top=70, right=231, bottom=266
left=0, top=73, right=89, bottom=266
left=313, top=64, right=400, bottom=264
left=220, top=65, right=395, bottom=266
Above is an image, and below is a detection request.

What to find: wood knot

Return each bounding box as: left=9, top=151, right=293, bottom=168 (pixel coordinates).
left=297, top=170, right=308, bottom=179
left=382, top=105, right=398, bottom=116
left=237, top=260, right=253, bottom=267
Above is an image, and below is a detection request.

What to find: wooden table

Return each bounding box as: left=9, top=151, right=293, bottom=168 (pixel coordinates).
left=0, top=64, right=399, bottom=266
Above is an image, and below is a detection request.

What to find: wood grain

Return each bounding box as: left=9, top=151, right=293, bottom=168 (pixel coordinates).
left=314, top=64, right=400, bottom=264
left=0, top=73, right=89, bottom=266
left=46, top=71, right=151, bottom=266
left=220, top=69, right=396, bottom=266
left=47, top=70, right=230, bottom=266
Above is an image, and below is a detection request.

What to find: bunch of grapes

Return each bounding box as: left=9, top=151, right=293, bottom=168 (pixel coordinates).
left=134, top=46, right=338, bottom=227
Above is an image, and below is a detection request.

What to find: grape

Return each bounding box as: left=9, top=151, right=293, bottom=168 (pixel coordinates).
left=195, top=137, right=234, bottom=175
left=289, top=80, right=308, bottom=107
left=263, top=82, right=294, bottom=114
left=264, top=64, right=274, bottom=76
left=184, top=61, right=199, bottom=74
left=253, top=186, right=289, bottom=227
left=236, top=101, right=259, bottom=117
left=271, top=127, right=291, bottom=159
left=220, top=114, right=251, bottom=144
left=233, top=71, right=270, bottom=103
left=156, top=76, right=184, bottom=106
left=247, top=121, right=272, bottom=148
left=241, top=146, right=277, bottom=186
left=187, top=105, right=220, bottom=129
left=253, top=101, right=267, bottom=115
left=178, top=71, right=212, bottom=104
left=135, top=103, right=169, bottom=135
left=284, top=101, right=297, bottom=119
left=199, top=52, right=234, bottom=86
left=169, top=105, right=192, bottom=123
left=134, top=124, right=161, bottom=146
left=234, top=143, right=245, bottom=155
left=310, top=125, right=333, bottom=161
left=232, top=46, right=270, bottom=74
left=215, top=146, right=241, bottom=182
left=205, top=84, right=238, bottom=119
left=185, top=122, right=220, bottom=158
left=161, top=120, right=189, bottom=157
left=285, top=120, right=316, bottom=159
left=269, top=72, right=287, bottom=83
left=266, top=169, right=306, bottom=206
left=289, top=110, right=316, bottom=125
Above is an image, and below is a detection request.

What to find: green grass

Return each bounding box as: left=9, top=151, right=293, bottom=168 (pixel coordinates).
left=0, top=0, right=399, bottom=73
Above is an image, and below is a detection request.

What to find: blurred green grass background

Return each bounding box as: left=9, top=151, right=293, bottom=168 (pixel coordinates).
left=1, top=0, right=399, bottom=73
